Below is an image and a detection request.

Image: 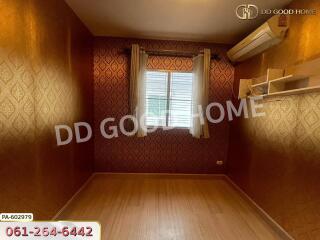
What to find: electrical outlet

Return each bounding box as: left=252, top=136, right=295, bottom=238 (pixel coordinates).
left=216, top=160, right=224, bottom=166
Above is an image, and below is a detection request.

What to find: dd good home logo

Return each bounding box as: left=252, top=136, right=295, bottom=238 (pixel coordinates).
left=236, top=4, right=259, bottom=19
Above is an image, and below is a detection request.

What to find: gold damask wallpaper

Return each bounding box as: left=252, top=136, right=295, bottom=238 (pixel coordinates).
left=0, top=0, right=93, bottom=219
left=227, top=0, right=320, bottom=239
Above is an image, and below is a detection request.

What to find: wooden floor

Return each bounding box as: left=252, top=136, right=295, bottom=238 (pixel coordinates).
left=58, top=174, right=284, bottom=240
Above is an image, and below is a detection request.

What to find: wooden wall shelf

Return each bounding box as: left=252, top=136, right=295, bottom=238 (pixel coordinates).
left=268, top=86, right=320, bottom=97
left=268, top=74, right=312, bottom=95
left=238, top=58, right=320, bottom=99
left=268, top=74, right=308, bottom=84
left=238, top=68, right=283, bottom=99
left=251, top=82, right=269, bottom=97
left=251, top=82, right=268, bottom=88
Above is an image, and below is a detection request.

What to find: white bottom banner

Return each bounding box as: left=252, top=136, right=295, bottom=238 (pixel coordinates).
left=0, top=221, right=101, bottom=240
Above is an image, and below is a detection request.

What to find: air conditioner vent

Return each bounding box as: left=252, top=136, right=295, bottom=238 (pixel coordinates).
left=227, top=15, right=289, bottom=62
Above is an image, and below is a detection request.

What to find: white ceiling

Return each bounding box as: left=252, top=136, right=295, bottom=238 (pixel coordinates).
left=65, top=0, right=292, bottom=44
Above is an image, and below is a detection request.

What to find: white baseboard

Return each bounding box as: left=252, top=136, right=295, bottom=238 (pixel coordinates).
left=52, top=172, right=294, bottom=240
left=52, top=173, right=96, bottom=220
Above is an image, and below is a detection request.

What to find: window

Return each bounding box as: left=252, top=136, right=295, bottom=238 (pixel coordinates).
left=145, top=71, right=193, bottom=128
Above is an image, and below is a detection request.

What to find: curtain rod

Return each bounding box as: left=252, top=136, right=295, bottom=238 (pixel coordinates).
left=120, top=48, right=221, bottom=61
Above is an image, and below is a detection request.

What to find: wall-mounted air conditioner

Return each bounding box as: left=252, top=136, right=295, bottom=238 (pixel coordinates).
left=227, top=15, right=289, bottom=62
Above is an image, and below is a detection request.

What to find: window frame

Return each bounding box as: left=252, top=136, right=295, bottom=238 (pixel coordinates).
left=145, top=69, right=193, bottom=129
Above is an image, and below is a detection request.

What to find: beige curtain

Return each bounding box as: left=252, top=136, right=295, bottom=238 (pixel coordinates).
left=130, top=44, right=148, bottom=137
left=190, top=48, right=210, bottom=138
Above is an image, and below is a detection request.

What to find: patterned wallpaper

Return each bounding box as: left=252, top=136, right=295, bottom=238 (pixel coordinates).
left=227, top=0, right=320, bottom=239
left=94, top=37, right=234, bottom=173
left=0, top=0, right=93, bottom=219
left=228, top=94, right=320, bottom=239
